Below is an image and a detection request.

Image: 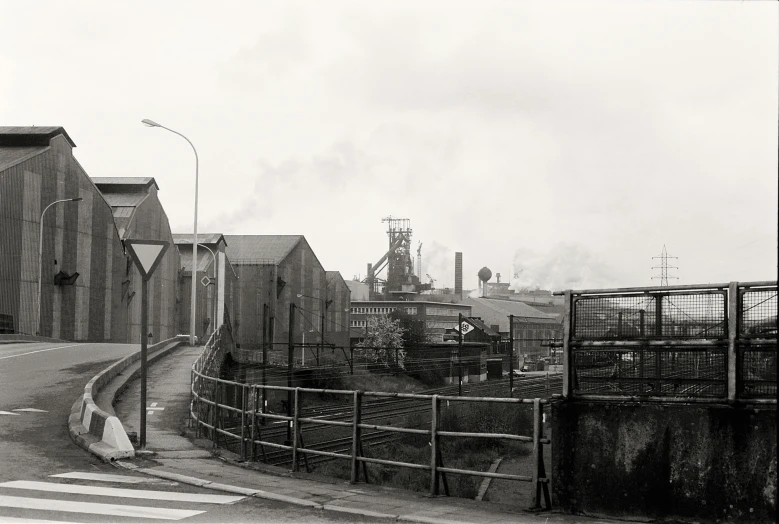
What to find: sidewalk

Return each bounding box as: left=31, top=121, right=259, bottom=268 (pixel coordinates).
left=112, top=345, right=634, bottom=524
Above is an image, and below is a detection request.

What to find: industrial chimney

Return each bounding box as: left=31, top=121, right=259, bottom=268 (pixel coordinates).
left=455, top=252, right=463, bottom=297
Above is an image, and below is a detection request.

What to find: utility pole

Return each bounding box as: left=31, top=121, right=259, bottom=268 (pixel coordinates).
left=458, top=313, right=463, bottom=396
left=652, top=245, right=678, bottom=286
left=509, top=314, right=514, bottom=397
left=287, top=302, right=296, bottom=443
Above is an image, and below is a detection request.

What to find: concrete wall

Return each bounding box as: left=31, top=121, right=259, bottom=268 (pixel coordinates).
left=551, top=401, right=777, bottom=522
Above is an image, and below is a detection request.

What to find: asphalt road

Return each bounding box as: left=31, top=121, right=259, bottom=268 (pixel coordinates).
left=0, top=342, right=360, bottom=523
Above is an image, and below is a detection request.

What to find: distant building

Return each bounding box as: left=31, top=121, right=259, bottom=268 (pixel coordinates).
left=463, top=296, right=561, bottom=364
left=349, top=300, right=472, bottom=345
left=173, top=234, right=238, bottom=344
left=345, top=280, right=369, bottom=301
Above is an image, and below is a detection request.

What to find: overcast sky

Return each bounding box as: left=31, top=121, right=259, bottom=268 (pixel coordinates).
left=2, top=1, right=776, bottom=291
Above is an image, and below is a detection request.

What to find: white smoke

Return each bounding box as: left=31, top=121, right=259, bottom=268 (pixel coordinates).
left=421, top=240, right=455, bottom=288
left=511, top=243, right=619, bottom=292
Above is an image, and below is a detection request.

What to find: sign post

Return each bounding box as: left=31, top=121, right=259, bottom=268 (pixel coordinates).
left=125, top=239, right=170, bottom=449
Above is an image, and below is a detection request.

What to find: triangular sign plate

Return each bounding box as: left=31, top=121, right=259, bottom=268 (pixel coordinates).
left=125, top=239, right=170, bottom=281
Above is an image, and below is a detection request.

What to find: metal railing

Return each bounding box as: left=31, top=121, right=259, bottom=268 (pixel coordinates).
left=190, top=327, right=553, bottom=510
left=553, top=281, right=777, bottom=402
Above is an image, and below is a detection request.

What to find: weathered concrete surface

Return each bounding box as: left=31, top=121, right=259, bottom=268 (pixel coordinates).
left=552, top=401, right=776, bottom=522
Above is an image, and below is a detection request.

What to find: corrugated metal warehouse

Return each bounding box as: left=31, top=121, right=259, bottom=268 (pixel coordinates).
left=0, top=127, right=127, bottom=340
left=92, top=177, right=180, bottom=344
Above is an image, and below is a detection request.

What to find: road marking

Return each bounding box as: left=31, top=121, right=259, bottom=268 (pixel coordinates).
left=0, top=345, right=82, bottom=361
left=0, top=517, right=64, bottom=523
left=0, top=412, right=20, bottom=416
left=50, top=472, right=160, bottom=484
left=12, top=408, right=48, bottom=413
left=0, top=495, right=203, bottom=520
left=0, top=481, right=244, bottom=504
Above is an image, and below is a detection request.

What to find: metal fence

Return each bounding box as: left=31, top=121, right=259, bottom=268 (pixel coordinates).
left=554, top=281, right=777, bottom=402
left=190, top=327, right=553, bottom=510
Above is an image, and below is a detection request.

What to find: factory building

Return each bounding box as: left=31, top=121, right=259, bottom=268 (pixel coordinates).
left=0, top=126, right=127, bottom=340
left=462, top=296, right=561, bottom=365
left=173, top=234, right=238, bottom=344
left=349, top=300, right=472, bottom=345
left=219, top=235, right=350, bottom=364
left=93, top=177, right=180, bottom=344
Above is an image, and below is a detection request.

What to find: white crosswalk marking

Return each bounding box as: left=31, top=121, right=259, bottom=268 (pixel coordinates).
left=50, top=472, right=164, bottom=484
left=0, top=495, right=203, bottom=520
left=0, top=471, right=248, bottom=522
left=0, top=481, right=244, bottom=504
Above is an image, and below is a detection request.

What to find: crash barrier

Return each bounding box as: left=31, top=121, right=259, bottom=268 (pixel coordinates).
left=69, top=335, right=189, bottom=461
left=552, top=281, right=777, bottom=402
left=191, top=328, right=552, bottom=510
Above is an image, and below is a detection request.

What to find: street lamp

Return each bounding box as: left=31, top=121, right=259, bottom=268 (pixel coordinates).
left=37, top=197, right=82, bottom=336
left=142, top=118, right=199, bottom=346
left=197, top=243, right=218, bottom=335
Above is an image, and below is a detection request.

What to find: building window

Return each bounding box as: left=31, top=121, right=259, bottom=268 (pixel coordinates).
left=405, top=307, right=417, bottom=315
left=427, top=307, right=464, bottom=317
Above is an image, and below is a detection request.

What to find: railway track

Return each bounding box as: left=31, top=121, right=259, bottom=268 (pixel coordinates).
left=211, top=374, right=563, bottom=468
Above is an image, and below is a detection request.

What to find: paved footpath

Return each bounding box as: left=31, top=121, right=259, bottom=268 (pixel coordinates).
left=113, top=345, right=635, bottom=524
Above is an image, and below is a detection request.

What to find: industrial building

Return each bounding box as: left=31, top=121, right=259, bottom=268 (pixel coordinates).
left=215, top=235, right=350, bottom=364
left=92, top=177, right=180, bottom=343
left=463, top=296, right=561, bottom=364
left=349, top=300, right=472, bottom=344
left=1, top=127, right=133, bottom=341
left=173, top=234, right=238, bottom=344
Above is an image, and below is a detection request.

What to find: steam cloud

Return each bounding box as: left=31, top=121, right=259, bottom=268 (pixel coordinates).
left=511, top=243, right=619, bottom=291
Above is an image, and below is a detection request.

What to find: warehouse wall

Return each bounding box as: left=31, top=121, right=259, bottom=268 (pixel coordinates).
left=0, top=136, right=125, bottom=341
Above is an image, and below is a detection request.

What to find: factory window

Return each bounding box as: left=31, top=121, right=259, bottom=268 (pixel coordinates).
left=427, top=307, right=464, bottom=317
left=404, top=307, right=417, bottom=315
left=350, top=320, right=367, bottom=328
left=426, top=320, right=458, bottom=330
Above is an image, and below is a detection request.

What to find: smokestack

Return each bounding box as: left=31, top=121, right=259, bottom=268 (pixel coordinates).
left=455, top=252, right=463, bottom=297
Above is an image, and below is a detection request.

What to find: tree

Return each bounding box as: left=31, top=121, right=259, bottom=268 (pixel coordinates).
left=358, top=316, right=406, bottom=370
left=388, top=309, right=432, bottom=348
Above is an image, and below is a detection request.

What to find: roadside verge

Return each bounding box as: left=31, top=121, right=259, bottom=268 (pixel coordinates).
left=68, top=336, right=189, bottom=462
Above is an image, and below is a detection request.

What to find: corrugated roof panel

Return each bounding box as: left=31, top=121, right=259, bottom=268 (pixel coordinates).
left=177, top=245, right=217, bottom=272
left=112, top=207, right=135, bottom=218
left=223, top=235, right=302, bottom=264
left=0, top=146, right=46, bottom=170
left=102, top=192, right=147, bottom=207
left=172, top=233, right=227, bottom=246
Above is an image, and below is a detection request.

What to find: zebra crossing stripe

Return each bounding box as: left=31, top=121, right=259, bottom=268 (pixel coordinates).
left=50, top=472, right=160, bottom=484
left=0, top=495, right=203, bottom=521
left=0, top=481, right=244, bottom=504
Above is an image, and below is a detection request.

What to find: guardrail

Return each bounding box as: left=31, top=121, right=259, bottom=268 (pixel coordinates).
left=190, top=328, right=553, bottom=510
left=552, top=281, right=777, bottom=402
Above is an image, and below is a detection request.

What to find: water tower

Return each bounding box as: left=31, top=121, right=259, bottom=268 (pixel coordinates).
left=478, top=267, right=492, bottom=297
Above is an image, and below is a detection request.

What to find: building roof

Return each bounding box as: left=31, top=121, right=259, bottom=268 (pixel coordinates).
left=101, top=192, right=148, bottom=208
left=466, top=317, right=501, bottom=337
left=173, top=233, right=227, bottom=246
left=92, top=177, right=159, bottom=191
left=177, top=244, right=217, bottom=273
left=223, top=235, right=302, bottom=265
left=0, top=126, right=76, bottom=147
left=0, top=146, right=45, bottom=170
left=463, top=297, right=558, bottom=332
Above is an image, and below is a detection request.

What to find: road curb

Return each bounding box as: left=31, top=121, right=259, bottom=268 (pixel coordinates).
left=67, top=336, right=189, bottom=462
left=323, top=504, right=398, bottom=519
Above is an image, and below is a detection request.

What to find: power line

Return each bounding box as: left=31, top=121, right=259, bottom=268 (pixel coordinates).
left=652, top=244, right=678, bottom=286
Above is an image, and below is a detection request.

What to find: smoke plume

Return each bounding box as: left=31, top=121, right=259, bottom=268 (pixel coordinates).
left=511, top=243, right=620, bottom=291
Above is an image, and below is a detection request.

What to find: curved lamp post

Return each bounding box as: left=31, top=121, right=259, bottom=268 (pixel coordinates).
left=37, top=197, right=82, bottom=336
left=142, top=118, right=199, bottom=346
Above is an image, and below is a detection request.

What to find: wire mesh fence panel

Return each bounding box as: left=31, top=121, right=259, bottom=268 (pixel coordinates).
left=740, top=342, right=777, bottom=398
left=573, top=295, right=657, bottom=339
left=740, top=289, right=778, bottom=336
left=660, top=293, right=727, bottom=338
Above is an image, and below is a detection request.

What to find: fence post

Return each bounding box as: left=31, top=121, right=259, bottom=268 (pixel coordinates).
left=509, top=314, right=514, bottom=397
left=727, top=281, right=739, bottom=401
left=240, top=384, right=247, bottom=461
left=531, top=398, right=541, bottom=509
left=250, top=385, right=257, bottom=461
left=562, top=292, right=573, bottom=398
left=429, top=394, right=439, bottom=496
left=350, top=347, right=354, bottom=375
left=211, top=378, right=218, bottom=449
left=639, top=309, right=646, bottom=395
left=291, top=387, right=301, bottom=472
left=654, top=294, right=663, bottom=393
left=350, top=391, right=362, bottom=483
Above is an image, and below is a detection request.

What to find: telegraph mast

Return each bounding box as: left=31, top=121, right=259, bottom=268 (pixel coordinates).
left=652, top=245, right=678, bottom=286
